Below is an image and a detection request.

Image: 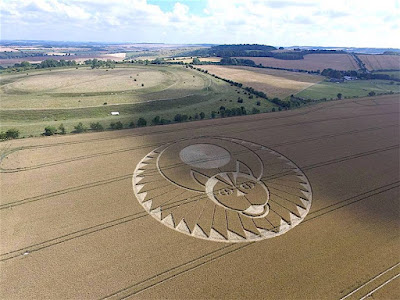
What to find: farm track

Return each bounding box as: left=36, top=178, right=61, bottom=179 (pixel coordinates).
left=1, top=145, right=397, bottom=261
left=1, top=110, right=397, bottom=173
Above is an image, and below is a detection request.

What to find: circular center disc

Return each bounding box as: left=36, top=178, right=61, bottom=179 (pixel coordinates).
left=179, top=144, right=231, bottom=169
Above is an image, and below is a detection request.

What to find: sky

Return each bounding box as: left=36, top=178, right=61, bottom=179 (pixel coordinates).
left=0, top=0, right=399, bottom=48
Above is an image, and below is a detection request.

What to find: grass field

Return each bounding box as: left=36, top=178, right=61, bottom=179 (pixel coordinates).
left=1, top=94, right=398, bottom=299
left=199, top=65, right=323, bottom=99
left=358, top=54, right=400, bottom=70
left=0, top=65, right=278, bottom=136
left=238, top=53, right=359, bottom=71
left=295, top=79, right=400, bottom=100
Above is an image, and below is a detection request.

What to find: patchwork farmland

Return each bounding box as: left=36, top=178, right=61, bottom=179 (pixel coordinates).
left=200, top=65, right=323, bottom=99
left=0, top=94, right=398, bottom=299
left=238, top=53, right=359, bottom=71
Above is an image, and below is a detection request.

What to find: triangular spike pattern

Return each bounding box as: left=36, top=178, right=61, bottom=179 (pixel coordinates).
left=135, top=184, right=145, bottom=193
left=290, top=212, right=302, bottom=226
left=162, top=214, right=175, bottom=228
left=136, top=192, right=147, bottom=203
left=227, top=230, right=245, bottom=241
left=134, top=176, right=144, bottom=184
left=176, top=219, right=191, bottom=234
left=143, top=200, right=152, bottom=211
left=279, top=219, right=291, bottom=232
left=137, top=162, right=149, bottom=169
left=297, top=205, right=308, bottom=217
left=209, top=228, right=227, bottom=240
left=243, top=229, right=260, bottom=240
left=300, top=182, right=311, bottom=191
left=192, top=224, right=208, bottom=238
left=257, top=228, right=276, bottom=238
left=151, top=207, right=162, bottom=220
left=142, top=155, right=154, bottom=162
left=297, top=174, right=308, bottom=181
left=299, top=197, right=309, bottom=208
left=301, top=190, right=312, bottom=200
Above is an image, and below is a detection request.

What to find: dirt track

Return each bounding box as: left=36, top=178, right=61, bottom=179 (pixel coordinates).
left=0, top=94, right=399, bottom=299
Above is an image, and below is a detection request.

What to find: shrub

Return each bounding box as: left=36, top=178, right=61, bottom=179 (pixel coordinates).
left=58, top=123, right=66, bottom=134
left=110, top=121, right=123, bottom=130
left=137, top=118, right=147, bottom=127
left=199, top=112, right=205, bottom=119
left=237, top=98, right=243, bottom=103
left=128, top=121, right=136, bottom=128
left=5, top=128, right=19, bottom=139
left=194, top=113, right=199, bottom=120
left=272, top=107, right=276, bottom=112
left=90, top=122, right=104, bottom=131
left=44, top=126, right=57, bottom=136
left=211, top=111, right=216, bottom=118
left=256, top=101, right=261, bottom=106
left=74, top=122, right=86, bottom=133
left=141, top=83, right=144, bottom=87
left=152, top=116, right=161, bottom=125
left=368, top=91, right=376, bottom=96
left=252, top=107, right=260, bottom=114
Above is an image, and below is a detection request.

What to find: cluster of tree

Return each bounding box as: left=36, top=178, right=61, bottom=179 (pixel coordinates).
left=220, top=57, right=256, bottom=66
left=243, top=87, right=267, bottom=99
left=218, top=106, right=247, bottom=117
left=9, top=59, right=78, bottom=71
left=184, top=44, right=347, bottom=61
left=321, top=68, right=400, bottom=81
left=43, top=124, right=66, bottom=136
left=0, top=51, right=44, bottom=59
left=0, top=128, right=19, bottom=140
left=84, top=59, right=115, bottom=69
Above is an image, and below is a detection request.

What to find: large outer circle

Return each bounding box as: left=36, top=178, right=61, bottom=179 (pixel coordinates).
left=132, top=136, right=313, bottom=243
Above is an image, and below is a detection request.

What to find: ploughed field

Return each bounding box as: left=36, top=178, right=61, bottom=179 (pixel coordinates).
left=358, top=54, right=400, bottom=71
left=237, top=53, right=359, bottom=71
left=1, top=94, right=399, bottom=299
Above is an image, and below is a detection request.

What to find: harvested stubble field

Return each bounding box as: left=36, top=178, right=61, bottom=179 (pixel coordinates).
left=358, top=54, right=400, bottom=71
left=200, top=65, right=323, bottom=99
left=0, top=94, right=399, bottom=299
left=1, top=65, right=277, bottom=136
left=239, top=53, right=359, bottom=71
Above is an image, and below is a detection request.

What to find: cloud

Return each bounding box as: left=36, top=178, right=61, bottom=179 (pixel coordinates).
left=0, top=0, right=399, bottom=48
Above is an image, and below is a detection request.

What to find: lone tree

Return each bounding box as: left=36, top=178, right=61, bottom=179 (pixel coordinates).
left=337, top=93, right=343, bottom=100
left=5, top=128, right=19, bottom=139
left=74, top=122, right=86, bottom=133
left=90, top=122, right=104, bottom=131
left=137, top=118, right=147, bottom=127
left=58, top=124, right=66, bottom=134
left=44, top=126, right=57, bottom=136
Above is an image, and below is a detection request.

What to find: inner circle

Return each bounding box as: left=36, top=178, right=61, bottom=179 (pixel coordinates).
left=179, top=144, right=231, bottom=169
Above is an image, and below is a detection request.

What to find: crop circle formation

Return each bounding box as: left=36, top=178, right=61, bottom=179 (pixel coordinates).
left=132, top=137, right=312, bottom=242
